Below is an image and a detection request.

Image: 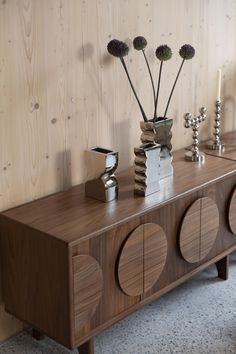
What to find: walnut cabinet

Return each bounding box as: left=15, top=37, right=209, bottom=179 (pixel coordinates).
left=1, top=148, right=236, bottom=353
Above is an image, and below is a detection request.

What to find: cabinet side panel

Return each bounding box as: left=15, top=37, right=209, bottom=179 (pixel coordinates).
left=0, top=217, right=71, bottom=348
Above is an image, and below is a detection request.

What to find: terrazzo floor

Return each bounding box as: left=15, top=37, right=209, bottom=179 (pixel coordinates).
left=1, top=253, right=236, bottom=354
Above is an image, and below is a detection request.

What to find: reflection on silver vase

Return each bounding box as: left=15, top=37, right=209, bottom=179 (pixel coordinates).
left=85, top=147, right=118, bottom=202
left=140, top=117, right=173, bottom=179
left=134, top=143, right=161, bottom=196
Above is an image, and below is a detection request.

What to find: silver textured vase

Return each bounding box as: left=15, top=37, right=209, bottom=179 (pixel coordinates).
left=134, top=143, right=161, bottom=196
left=140, top=117, right=173, bottom=179
left=85, top=147, right=118, bottom=202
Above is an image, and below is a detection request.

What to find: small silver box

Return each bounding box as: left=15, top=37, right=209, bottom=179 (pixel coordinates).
left=85, top=147, right=118, bottom=202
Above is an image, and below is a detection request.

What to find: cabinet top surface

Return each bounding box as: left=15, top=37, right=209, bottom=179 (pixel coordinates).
left=200, top=131, right=236, bottom=161
left=1, top=145, right=236, bottom=245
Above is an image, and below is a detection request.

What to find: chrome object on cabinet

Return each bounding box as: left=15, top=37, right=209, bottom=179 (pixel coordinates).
left=134, top=142, right=161, bottom=196
left=184, top=107, right=207, bottom=163
left=206, top=100, right=225, bottom=151
left=85, top=147, right=118, bottom=202
left=140, top=117, right=173, bottom=179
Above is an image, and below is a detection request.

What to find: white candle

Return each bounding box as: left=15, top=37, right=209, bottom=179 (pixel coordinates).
left=216, top=68, right=222, bottom=101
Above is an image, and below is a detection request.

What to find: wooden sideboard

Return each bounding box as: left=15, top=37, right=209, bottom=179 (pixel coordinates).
left=1, top=133, right=236, bottom=354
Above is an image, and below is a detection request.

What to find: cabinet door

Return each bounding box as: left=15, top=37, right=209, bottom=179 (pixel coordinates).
left=117, top=225, right=143, bottom=296
left=118, top=223, right=167, bottom=296
left=228, top=186, right=236, bottom=235
left=179, top=197, right=219, bottom=263
left=73, top=255, right=103, bottom=333
left=144, top=223, right=167, bottom=292
left=71, top=218, right=143, bottom=345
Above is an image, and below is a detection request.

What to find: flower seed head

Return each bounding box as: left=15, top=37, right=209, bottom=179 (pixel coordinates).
left=155, top=45, right=172, bottom=61
left=107, top=39, right=129, bottom=58
left=179, top=44, right=195, bottom=60
left=133, top=36, right=147, bottom=51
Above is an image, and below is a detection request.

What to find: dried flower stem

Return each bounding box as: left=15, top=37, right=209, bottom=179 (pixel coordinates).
left=142, top=49, right=155, bottom=114
left=154, top=61, right=163, bottom=120
left=164, top=58, right=185, bottom=118
left=120, top=57, right=148, bottom=122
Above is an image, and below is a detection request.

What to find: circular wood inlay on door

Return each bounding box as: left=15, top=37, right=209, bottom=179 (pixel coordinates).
left=228, top=187, right=236, bottom=235
left=179, top=197, right=219, bottom=263
left=118, top=223, right=167, bottom=297
left=73, top=255, right=103, bottom=333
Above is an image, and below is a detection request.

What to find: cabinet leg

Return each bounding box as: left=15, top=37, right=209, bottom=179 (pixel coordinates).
left=32, top=328, right=44, bottom=340
left=78, top=338, right=94, bottom=354
left=216, top=255, right=229, bottom=280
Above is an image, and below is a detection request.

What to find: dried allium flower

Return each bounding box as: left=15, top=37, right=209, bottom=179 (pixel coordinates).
left=107, top=38, right=147, bottom=121
left=163, top=44, right=195, bottom=118
left=107, top=39, right=129, bottom=58
left=179, top=44, right=195, bottom=60
left=155, top=45, right=172, bottom=61
left=133, top=36, right=147, bottom=51
left=154, top=45, right=172, bottom=119
left=133, top=36, right=155, bottom=114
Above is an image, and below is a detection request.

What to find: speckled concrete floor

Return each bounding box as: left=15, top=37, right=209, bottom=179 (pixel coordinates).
left=1, top=253, right=236, bottom=354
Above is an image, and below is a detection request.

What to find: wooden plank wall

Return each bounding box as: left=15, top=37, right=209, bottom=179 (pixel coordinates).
left=0, top=0, right=236, bottom=340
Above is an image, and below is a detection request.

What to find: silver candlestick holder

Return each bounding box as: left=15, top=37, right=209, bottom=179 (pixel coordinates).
left=184, top=107, right=207, bottom=163
left=206, top=100, right=225, bottom=150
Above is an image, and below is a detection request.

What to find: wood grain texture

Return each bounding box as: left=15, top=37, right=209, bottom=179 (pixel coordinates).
left=2, top=171, right=236, bottom=349
left=186, top=131, right=236, bottom=161
left=118, top=223, right=167, bottom=296
left=143, top=223, right=167, bottom=293
left=118, top=225, right=144, bottom=296
left=228, top=186, right=236, bottom=235
left=1, top=0, right=236, bottom=213
left=179, top=199, right=201, bottom=263
left=71, top=218, right=142, bottom=347
left=180, top=197, right=219, bottom=263
left=195, top=131, right=236, bottom=162
left=200, top=197, right=219, bottom=260
left=73, top=255, right=103, bottom=334
left=0, top=217, right=71, bottom=347
left=71, top=174, right=236, bottom=347
left=2, top=149, right=236, bottom=245
left=1, top=0, right=236, bottom=340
